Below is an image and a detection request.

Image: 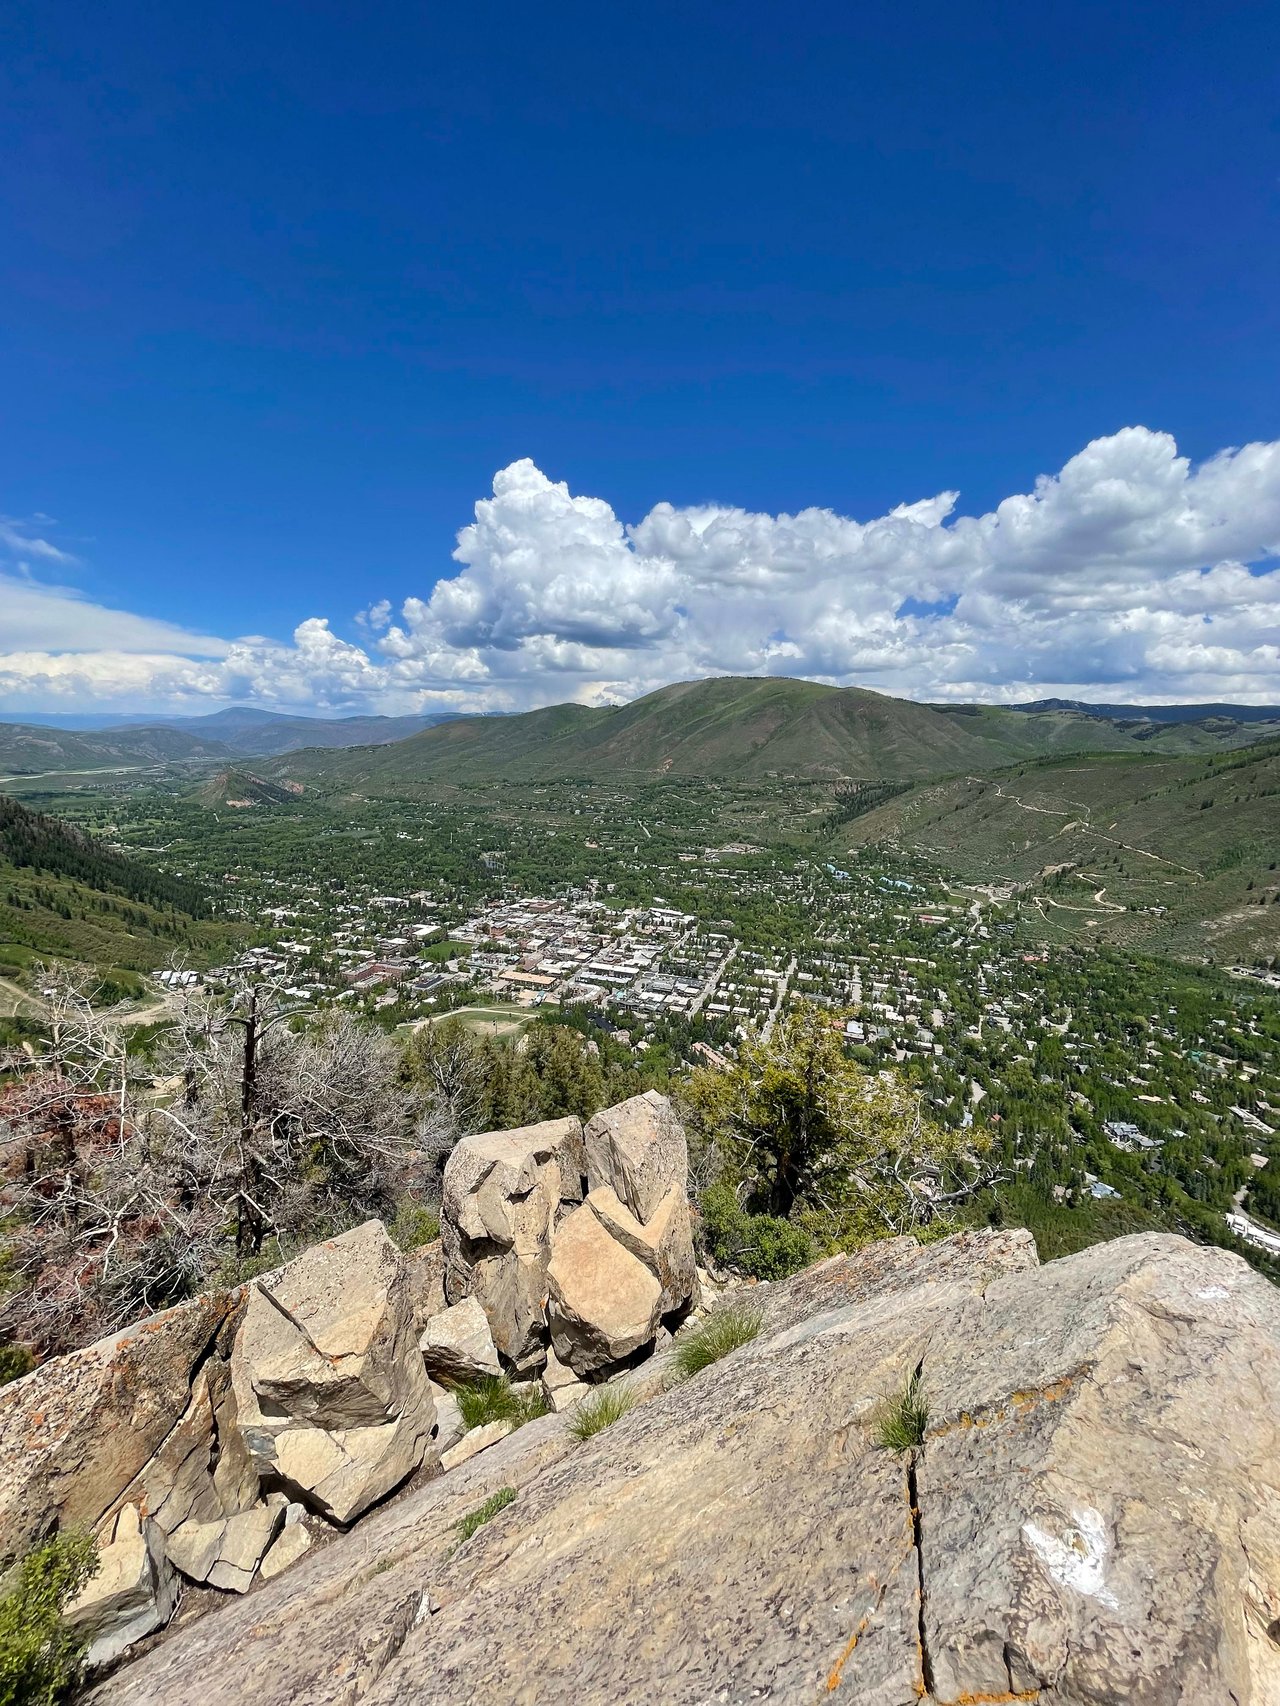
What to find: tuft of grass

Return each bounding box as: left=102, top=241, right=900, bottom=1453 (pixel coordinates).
left=453, top=1375, right=548, bottom=1432
left=670, top=1298, right=764, bottom=1383
left=452, top=1486, right=516, bottom=1548
left=873, top=1367, right=928, bottom=1453
left=566, top=1382, right=636, bottom=1441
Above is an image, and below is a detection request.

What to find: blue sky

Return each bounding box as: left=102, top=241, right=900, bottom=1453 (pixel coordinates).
left=1, top=0, right=1278, bottom=713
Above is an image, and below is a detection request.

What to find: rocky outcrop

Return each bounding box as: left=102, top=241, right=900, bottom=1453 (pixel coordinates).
left=86, top=1230, right=1280, bottom=1706
left=585, top=1181, right=696, bottom=1315
left=0, top=1092, right=702, bottom=1675
left=0, top=1212, right=440, bottom=1673
left=441, top=1116, right=586, bottom=1369
left=441, top=1096, right=697, bottom=1379
left=230, top=1221, right=436, bottom=1526
left=0, top=1288, right=246, bottom=1569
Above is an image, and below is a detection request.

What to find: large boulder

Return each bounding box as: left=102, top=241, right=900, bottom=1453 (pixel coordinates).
left=0, top=1288, right=245, bottom=1570
left=230, top=1221, right=436, bottom=1526
left=585, top=1182, right=697, bottom=1318
left=583, top=1091, right=687, bottom=1222
left=65, top=1504, right=178, bottom=1669
left=441, top=1117, right=586, bottom=1369
left=545, top=1199, right=664, bottom=1374
left=86, top=1230, right=1280, bottom=1706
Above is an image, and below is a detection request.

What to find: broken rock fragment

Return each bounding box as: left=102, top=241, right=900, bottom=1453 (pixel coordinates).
left=419, top=1296, right=502, bottom=1384
left=583, top=1091, right=688, bottom=1223
left=230, top=1221, right=436, bottom=1526
left=65, top=1504, right=178, bottom=1669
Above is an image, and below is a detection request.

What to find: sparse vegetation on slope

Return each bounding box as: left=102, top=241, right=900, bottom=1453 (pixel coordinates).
left=0, top=1532, right=99, bottom=1706
left=264, top=677, right=1280, bottom=794
left=452, top=1487, right=517, bottom=1547
left=671, top=1299, right=764, bottom=1381
left=873, top=1366, right=928, bottom=1453
left=566, top=1383, right=636, bottom=1439
left=453, top=1376, right=548, bottom=1431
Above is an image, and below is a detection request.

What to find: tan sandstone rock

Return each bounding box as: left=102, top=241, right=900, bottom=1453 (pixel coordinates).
left=65, top=1504, right=178, bottom=1669
left=205, top=1502, right=286, bottom=1593
left=545, top=1199, right=663, bottom=1374
left=439, top=1419, right=514, bottom=1471
left=419, top=1296, right=501, bottom=1384
left=231, top=1221, right=436, bottom=1526
left=585, top=1181, right=697, bottom=1316
left=84, top=1229, right=1280, bottom=1706
left=0, top=1288, right=245, bottom=1570
left=403, top=1238, right=446, bottom=1332
left=427, top=1381, right=465, bottom=1454
left=441, top=1116, right=586, bottom=1369
left=258, top=1519, right=312, bottom=1580
left=583, top=1090, right=687, bottom=1223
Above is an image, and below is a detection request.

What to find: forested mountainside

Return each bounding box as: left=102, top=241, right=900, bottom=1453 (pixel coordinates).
left=0, top=794, right=233, bottom=973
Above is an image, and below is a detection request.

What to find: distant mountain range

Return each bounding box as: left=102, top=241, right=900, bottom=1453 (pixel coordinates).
left=1012, top=698, right=1280, bottom=724
left=5, top=681, right=1280, bottom=786
left=0, top=707, right=463, bottom=772
left=259, top=676, right=1280, bottom=789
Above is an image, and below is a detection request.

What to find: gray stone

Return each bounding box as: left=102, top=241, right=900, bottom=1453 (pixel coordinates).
left=419, top=1297, right=501, bottom=1384
left=65, top=1504, right=178, bottom=1669
left=86, top=1229, right=1280, bottom=1706
left=583, top=1091, right=687, bottom=1223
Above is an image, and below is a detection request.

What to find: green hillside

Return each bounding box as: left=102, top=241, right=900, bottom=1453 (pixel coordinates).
left=837, top=741, right=1280, bottom=962
left=266, top=676, right=1280, bottom=792
left=0, top=721, right=232, bottom=777
left=0, top=794, right=237, bottom=979
left=197, top=767, right=306, bottom=808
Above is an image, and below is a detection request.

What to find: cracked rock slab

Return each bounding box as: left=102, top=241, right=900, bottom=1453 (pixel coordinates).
left=583, top=1091, right=687, bottom=1224
left=87, top=1229, right=1280, bottom=1706
left=441, top=1117, right=586, bottom=1368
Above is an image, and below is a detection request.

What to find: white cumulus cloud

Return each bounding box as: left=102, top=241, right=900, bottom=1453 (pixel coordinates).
left=1, top=427, right=1278, bottom=715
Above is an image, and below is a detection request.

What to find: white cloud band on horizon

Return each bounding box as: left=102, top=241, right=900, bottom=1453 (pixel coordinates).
left=1, top=426, right=1279, bottom=716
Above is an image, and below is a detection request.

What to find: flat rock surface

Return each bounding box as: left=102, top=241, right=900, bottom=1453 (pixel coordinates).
left=89, top=1229, right=1280, bottom=1706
